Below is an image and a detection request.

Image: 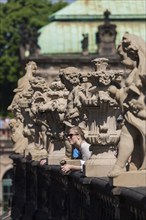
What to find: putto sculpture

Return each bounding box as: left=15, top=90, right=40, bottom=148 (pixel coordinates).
left=8, top=33, right=146, bottom=185
left=108, top=33, right=146, bottom=178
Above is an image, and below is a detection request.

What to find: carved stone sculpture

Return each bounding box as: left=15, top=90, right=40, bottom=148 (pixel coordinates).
left=60, top=66, right=85, bottom=128
left=61, top=59, right=123, bottom=135
left=9, top=118, right=28, bottom=154
left=108, top=33, right=146, bottom=178
left=60, top=59, right=123, bottom=177
left=37, top=76, right=71, bottom=163
left=9, top=32, right=146, bottom=184
left=8, top=61, right=37, bottom=111
left=8, top=61, right=48, bottom=160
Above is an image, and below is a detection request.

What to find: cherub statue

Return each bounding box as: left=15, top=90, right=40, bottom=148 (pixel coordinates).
left=60, top=67, right=82, bottom=122
left=60, top=67, right=89, bottom=126
left=108, top=33, right=146, bottom=177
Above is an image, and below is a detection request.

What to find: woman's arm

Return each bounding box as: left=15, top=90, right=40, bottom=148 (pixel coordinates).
left=61, top=164, right=82, bottom=173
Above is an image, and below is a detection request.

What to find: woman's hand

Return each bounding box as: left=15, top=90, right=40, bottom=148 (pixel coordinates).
left=40, top=158, right=47, bottom=166
left=61, top=164, right=72, bottom=173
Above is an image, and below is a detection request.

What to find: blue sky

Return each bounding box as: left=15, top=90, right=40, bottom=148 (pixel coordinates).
left=52, top=0, right=75, bottom=3
left=0, top=0, right=7, bottom=3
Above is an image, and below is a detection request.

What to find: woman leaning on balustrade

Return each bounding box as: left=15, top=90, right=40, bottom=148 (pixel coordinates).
left=61, top=126, right=91, bottom=173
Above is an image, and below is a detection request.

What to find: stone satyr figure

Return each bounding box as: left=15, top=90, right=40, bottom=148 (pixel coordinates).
left=108, top=33, right=146, bottom=177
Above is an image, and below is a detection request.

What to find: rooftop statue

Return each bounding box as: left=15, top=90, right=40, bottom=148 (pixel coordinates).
left=108, top=33, right=146, bottom=177
left=96, top=10, right=117, bottom=55
left=81, top=33, right=89, bottom=55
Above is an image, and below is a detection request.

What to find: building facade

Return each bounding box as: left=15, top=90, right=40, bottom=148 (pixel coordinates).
left=0, top=127, right=13, bottom=215
left=22, top=0, right=145, bottom=78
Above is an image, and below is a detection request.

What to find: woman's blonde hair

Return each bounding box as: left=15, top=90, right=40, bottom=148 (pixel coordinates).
left=69, top=126, right=85, bottom=139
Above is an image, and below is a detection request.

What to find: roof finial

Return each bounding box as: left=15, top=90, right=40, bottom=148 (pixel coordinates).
left=104, top=9, right=111, bottom=23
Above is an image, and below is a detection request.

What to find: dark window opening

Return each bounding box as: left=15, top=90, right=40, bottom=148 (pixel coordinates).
left=2, top=169, right=13, bottom=213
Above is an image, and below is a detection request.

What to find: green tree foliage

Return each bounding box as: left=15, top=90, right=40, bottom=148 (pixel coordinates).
left=0, top=0, right=67, bottom=116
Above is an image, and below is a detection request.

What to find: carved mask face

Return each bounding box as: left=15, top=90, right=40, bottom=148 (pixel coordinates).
left=60, top=67, right=81, bottom=86
left=64, top=72, right=80, bottom=85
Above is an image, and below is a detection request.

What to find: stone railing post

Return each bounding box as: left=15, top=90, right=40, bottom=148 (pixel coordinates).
left=10, top=154, right=26, bottom=220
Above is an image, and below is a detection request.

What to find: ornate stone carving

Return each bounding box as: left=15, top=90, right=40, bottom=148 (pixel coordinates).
left=36, top=76, right=71, bottom=163
left=9, top=118, right=28, bottom=154
left=60, top=58, right=123, bottom=176
left=108, top=33, right=146, bottom=178
left=8, top=61, right=48, bottom=160
left=61, top=59, right=123, bottom=144
left=9, top=57, right=123, bottom=169
left=8, top=61, right=37, bottom=111
left=60, top=66, right=84, bottom=128
left=9, top=61, right=75, bottom=162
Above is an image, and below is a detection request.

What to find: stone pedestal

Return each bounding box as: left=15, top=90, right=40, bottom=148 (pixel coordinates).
left=84, top=150, right=116, bottom=177
left=84, top=160, right=117, bottom=177
left=25, top=146, right=47, bottom=161
left=65, top=159, right=81, bottom=166
left=48, top=147, right=66, bottom=165
left=109, top=170, right=146, bottom=187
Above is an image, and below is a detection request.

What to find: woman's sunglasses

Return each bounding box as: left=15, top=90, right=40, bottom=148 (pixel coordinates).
left=67, top=133, right=78, bottom=138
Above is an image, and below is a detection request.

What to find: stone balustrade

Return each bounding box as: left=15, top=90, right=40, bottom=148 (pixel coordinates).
left=10, top=154, right=146, bottom=220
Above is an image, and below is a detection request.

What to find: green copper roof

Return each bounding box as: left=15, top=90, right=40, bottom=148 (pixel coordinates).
left=50, top=0, right=146, bottom=20
left=38, top=0, right=146, bottom=54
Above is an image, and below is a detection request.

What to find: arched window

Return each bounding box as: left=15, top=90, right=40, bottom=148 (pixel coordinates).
left=2, top=169, right=13, bottom=213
